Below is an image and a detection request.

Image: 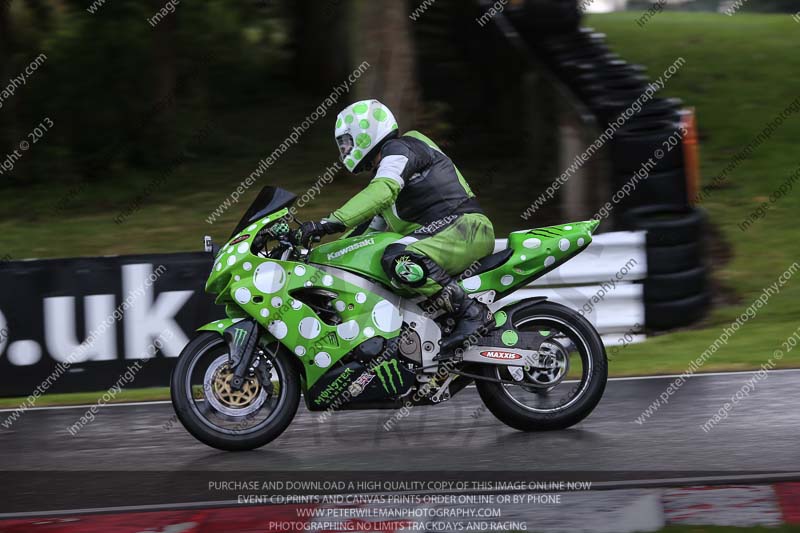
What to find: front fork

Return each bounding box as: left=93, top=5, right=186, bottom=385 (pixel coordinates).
left=222, top=319, right=264, bottom=391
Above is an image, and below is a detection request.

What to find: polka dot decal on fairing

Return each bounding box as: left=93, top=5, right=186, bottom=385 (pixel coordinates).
left=215, top=246, right=405, bottom=387
left=461, top=221, right=600, bottom=297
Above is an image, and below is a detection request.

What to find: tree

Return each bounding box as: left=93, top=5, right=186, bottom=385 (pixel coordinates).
left=286, top=0, right=352, bottom=92
left=149, top=0, right=179, bottom=164
left=0, top=0, right=20, bottom=183
left=349, top=0, right=421, bottom=125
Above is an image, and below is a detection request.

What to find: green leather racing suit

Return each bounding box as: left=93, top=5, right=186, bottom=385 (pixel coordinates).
left=329, top=131, right=495, bottom=298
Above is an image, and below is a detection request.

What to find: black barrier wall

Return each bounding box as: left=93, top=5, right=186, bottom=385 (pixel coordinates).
left=0, top=253, right=218, bottom=397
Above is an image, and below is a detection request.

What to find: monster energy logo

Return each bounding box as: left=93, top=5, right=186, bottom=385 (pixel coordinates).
left=373, top=360, right=404, bottom=394
left=232, top=328, right=248, bottom=347
left=314, top=367, right=355, bottom=406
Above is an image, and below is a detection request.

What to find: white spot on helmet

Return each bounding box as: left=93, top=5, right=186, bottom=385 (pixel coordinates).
left=559, top=238, right=570, bottom=252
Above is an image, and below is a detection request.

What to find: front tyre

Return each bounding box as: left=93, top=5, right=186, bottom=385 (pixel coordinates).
left=170, top=332, right=300, bottom=451
left=475, top=301, right=607, bottom=431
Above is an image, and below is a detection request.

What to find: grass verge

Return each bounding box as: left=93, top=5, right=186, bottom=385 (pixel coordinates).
left=0, top=387, right=170, bottom=409
left=587, top=12, right=800, bottom=376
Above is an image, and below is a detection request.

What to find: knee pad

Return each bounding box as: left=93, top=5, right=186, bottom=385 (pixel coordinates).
left=381, top=246, right=429, bottom=288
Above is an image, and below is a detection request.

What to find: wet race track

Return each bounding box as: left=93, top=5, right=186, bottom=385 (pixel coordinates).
left=1, top=370, right=799, bottom=515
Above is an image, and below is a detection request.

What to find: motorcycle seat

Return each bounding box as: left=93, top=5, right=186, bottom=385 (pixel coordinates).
left=456, top=248, right=514, bottom=280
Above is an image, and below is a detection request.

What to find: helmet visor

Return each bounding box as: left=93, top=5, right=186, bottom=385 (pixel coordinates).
left=336, top=134, right=354, bottom=163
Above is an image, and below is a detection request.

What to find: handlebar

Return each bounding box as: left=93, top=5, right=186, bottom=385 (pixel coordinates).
left=253, top=218, right=320, bottom=263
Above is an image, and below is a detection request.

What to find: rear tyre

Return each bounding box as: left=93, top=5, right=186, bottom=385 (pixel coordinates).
left=170, top=332, right=300, bottom=451
left=475, top=302, right=607, bottom=431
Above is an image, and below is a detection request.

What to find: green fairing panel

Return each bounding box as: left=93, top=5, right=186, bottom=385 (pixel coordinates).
left=197, top=318, right=241, bottom=333
left=460, top=220, right=600, bottom=297
left=331, top=178, right=401, bottom=228
left=308, top=232, right=403, bottom=286
left=206, top=225, right=403, bottom=388
left=236, top=260, right=402, bottom=388
left=203, top=197, right=597, bottom=388
left=206, top=207, right=290, bottom=297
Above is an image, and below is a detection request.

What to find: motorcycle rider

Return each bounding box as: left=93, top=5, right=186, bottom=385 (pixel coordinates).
left=297, top=99, right=495, bottom=358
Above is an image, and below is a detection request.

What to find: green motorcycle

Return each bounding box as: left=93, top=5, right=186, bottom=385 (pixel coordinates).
left=170, top=186, right=608, bottom=450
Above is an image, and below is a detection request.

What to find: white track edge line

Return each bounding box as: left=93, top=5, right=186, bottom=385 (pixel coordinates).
left=1, top=369, right=799, bottom=414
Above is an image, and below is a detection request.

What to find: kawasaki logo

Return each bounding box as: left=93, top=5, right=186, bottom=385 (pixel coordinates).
left=326, top=238, right=375, bottom=261
left=232, top=328, right=248, bottom=348
left=480, top=350, right=522, bottom=360
left=373, top=360, right=404, bottom=394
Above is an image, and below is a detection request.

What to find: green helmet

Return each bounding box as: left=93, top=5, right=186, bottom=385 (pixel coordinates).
left=335, top=99, right=399, bottom=173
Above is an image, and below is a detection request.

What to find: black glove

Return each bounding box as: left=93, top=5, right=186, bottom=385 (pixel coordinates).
left=296, top=219, right=345, bottom=247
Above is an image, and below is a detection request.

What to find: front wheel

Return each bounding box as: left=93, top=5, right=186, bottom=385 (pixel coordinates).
left=475, top=301, right=607, bottom=431
left=170, top=332, right=300, bottom=450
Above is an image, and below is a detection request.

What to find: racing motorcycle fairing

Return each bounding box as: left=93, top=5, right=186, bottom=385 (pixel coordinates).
left=200, top=186, right=600, bottom=407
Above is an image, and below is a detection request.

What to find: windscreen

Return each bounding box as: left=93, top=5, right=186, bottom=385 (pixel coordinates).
left=229, top=186, right=297, bottom=239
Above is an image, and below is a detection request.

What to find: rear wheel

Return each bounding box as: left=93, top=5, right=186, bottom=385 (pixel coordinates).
left=170, top=332, right=300, bottom=451
left=475, top=302, right=607, bottom=431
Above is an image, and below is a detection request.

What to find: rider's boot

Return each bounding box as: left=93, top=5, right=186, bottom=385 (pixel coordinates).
left=432, top=282, right=493, bottom=361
